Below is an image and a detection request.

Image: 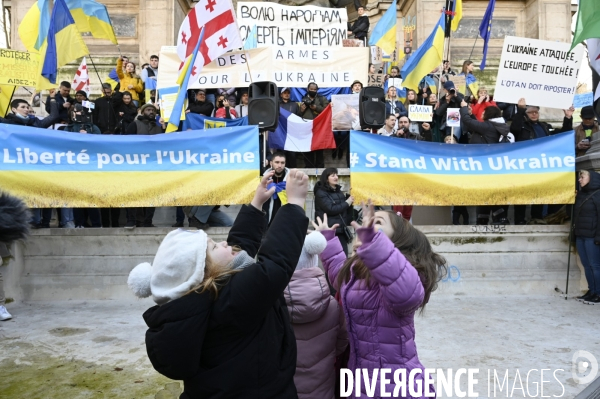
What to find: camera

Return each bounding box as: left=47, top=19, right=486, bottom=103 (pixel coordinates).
left=449, top=89, right=456, bottom=95
left=303, top=97, right=314, bottom=107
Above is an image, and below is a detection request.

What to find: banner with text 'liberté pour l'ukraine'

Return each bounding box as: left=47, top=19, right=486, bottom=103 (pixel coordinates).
left=0, top=124, right=259, bottom=207
left=350, top=131, right=576, bottom=206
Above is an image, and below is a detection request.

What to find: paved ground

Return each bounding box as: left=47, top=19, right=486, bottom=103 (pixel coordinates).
left=0, top=294, right=598, bottom=398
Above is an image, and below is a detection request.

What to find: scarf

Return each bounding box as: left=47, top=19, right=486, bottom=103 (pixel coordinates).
left=267, top=181, right=286, bottom=200
left=228, top=250, right=254, bottom=270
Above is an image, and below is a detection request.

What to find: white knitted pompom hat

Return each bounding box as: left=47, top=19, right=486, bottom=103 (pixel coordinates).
left=127, top=229, right=208, bottom=305
left=296, top=231, right=327, bottom=270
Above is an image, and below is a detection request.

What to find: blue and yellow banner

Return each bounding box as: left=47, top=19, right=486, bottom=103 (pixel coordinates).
left=350, top=130, right=576, bottom=205
left=183, top=113, right=249, bottom=130
left=0, top=124, right=259, bottom=207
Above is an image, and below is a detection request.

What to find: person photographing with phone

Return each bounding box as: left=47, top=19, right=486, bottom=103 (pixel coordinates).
left=576, top=106, right=598, bottom=157
left=471, top=87, right=497, bottom=122
left=214, top=94, right=237, bottom=119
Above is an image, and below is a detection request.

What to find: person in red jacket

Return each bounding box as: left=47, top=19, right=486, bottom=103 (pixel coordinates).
left=470, top=87, right=496, bottom=122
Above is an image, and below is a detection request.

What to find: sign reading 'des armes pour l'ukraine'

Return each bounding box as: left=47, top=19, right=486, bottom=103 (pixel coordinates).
left=0, top=124, right=259, bottom=208
left=493, top=36, right=583, bottom=109
left=349, top=130, right=575, bottom=206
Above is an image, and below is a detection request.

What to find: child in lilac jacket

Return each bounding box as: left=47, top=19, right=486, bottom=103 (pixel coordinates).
left=314, top=200, right=447, bottom=399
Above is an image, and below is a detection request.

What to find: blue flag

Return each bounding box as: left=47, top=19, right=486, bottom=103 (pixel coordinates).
left=479, top=0, right=496, bottom=70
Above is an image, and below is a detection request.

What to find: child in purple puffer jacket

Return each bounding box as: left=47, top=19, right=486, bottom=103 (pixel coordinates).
left=314, top=200, right=447, bottom=399
left=284, top=231, right=348, bottom=399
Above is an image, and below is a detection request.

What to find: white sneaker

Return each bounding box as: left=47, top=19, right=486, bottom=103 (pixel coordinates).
left=64, top=221, right=76, bottom=229
left=0, top=305, right=12, bottom=321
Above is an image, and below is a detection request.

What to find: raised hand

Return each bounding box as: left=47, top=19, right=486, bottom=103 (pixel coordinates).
left=286, top=169, right=309, bottom=208
left=517, top=97, right=527, bottom=109
left=250, top=170, right=276, bottom=210
left=311, top=214, right=338, bottom=232
left=351, top=199, right=375, bottom=230
left=564, top=106, right=575, bottom=119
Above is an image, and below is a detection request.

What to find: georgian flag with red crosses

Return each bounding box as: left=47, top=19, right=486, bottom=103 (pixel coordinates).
left=72, top=57, right=90, bottom=95
left=176, top=0, right=242, bottom=87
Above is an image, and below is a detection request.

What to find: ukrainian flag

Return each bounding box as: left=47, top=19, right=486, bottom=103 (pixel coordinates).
left=451, top=0, right=462, bottom=31
left=105, top=68, right=120, bottom=89
left=18, top=0, right=51, bottom=52
left=368, top=0, right=397, bottom=54
left=38, top=0, right=89, bottom=89
left=166, top=28, right=204, bottom=133
left=65, top=0, right=118, bottom=44
left=400, top=13, right=445, bottom=92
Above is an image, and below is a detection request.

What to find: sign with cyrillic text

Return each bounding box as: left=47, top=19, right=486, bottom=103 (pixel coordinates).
left=157, top=46, right=369, bottom=89
left=350, top=130, right=575, bottom=205
left=237, top=3, right=348, bottom=47
left=493, top=36, right=583, bottom=109
left=408, top=105, right=433, bottom=122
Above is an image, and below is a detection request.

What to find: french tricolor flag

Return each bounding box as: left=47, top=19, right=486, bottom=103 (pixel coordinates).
left=269, top=104, right=336, bottom=152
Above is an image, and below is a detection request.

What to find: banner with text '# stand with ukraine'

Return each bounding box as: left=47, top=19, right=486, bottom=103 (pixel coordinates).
left=0, top=124, right=259, bottom=207
left=349, top=131, right=576, bottom=206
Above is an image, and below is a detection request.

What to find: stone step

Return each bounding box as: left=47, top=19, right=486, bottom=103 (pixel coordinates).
left=3, top=224, right=580, bottom=302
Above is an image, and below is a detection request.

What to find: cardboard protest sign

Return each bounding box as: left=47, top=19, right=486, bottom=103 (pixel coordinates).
left=493, top=36, right=584, bottom=109
left=446, top=108, right=461, bottom=127
left=368, top=74, right=384, bottom=88
left=157, top=46, right=369, bottom=89
left=409, top=104, right=433, bottom=122
left=573, top=92, right=593, bottom=108
left=370, top=46, right=382, bottom=64
left=448, top=75, right=466, bottom=95
left=331, top=94, right=360, bottom=131
left=0, top=49, right=41, bottom=87
left=237, top=3, right=347, bottom=47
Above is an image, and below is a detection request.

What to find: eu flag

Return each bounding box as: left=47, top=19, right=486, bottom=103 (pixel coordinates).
left=479, top=0, right=496, bottom=70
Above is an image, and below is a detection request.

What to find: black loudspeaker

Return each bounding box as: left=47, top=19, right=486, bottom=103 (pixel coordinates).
left=248, top=81, right=279, bottom=130
left=359, top=86, right=386, bottom=128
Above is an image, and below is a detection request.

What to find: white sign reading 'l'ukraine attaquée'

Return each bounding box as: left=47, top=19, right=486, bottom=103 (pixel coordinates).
left=493, top=36, right=583, bottom=109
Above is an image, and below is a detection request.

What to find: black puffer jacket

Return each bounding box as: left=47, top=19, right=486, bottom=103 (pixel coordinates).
left=314, top=182, right=351, bottom=236
left=509, top=107, right=573, bottom=142
left=460, top=107, right=510, bottom=144
left=143, top=204, right=308, bottom=399
left=574, top=172, right=600, bottom=241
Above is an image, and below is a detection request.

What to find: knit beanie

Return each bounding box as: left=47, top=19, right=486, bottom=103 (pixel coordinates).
left=296, top=231, right=327, bottom=270
left=127, top=229, right=208, bottom=305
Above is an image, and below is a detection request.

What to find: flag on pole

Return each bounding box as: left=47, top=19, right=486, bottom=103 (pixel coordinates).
left=176, top=0, right=243, bottom=86
left=368, top=0, right=397, bottom=54
left=400, top=13, right=445, bottom=92
left=73, top=57, right=90, bottom=94
left=479, top=0, right=496, bottom=70
left=166, top=28, right=205, bottom=133
left=38, top=0, right=89, bottom=89
left=18, top=0, right=51, bottom=52
left=451, top=0, right=462, bottom=31
left=570, top=0, right=600, bottom=52
left=243, top=25, right=258, bottom=50
left=65, top=0, right=118, bottom=44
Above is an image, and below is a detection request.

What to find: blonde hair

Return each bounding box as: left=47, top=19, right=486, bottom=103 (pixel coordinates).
left=188, top=245, right=242, bottom=298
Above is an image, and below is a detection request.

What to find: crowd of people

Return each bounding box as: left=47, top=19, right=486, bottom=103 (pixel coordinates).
left=0, top=48, right=597, bottom=230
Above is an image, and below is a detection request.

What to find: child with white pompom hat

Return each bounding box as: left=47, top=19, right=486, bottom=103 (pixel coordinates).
left=128, top=169, right=310, bottom=399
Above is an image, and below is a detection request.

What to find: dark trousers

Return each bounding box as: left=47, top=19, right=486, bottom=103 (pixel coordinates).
left=74, top=208, right=102, bottom=227
left=305, top=150, right=324, bottom=168
left=452, top=206, right=469, bottom=225
left=514, top=205, right=544, bottom=223
left=101, top=208, right=121, bottom=227
left=333, top=132, right=349, bottom=166
left=127, top=207, right=155, bottom=226
left=283, top=151, right=297, bottom=168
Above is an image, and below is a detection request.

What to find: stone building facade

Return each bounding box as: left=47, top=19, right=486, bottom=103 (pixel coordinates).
left=9, top=0, right=572, bottom=95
